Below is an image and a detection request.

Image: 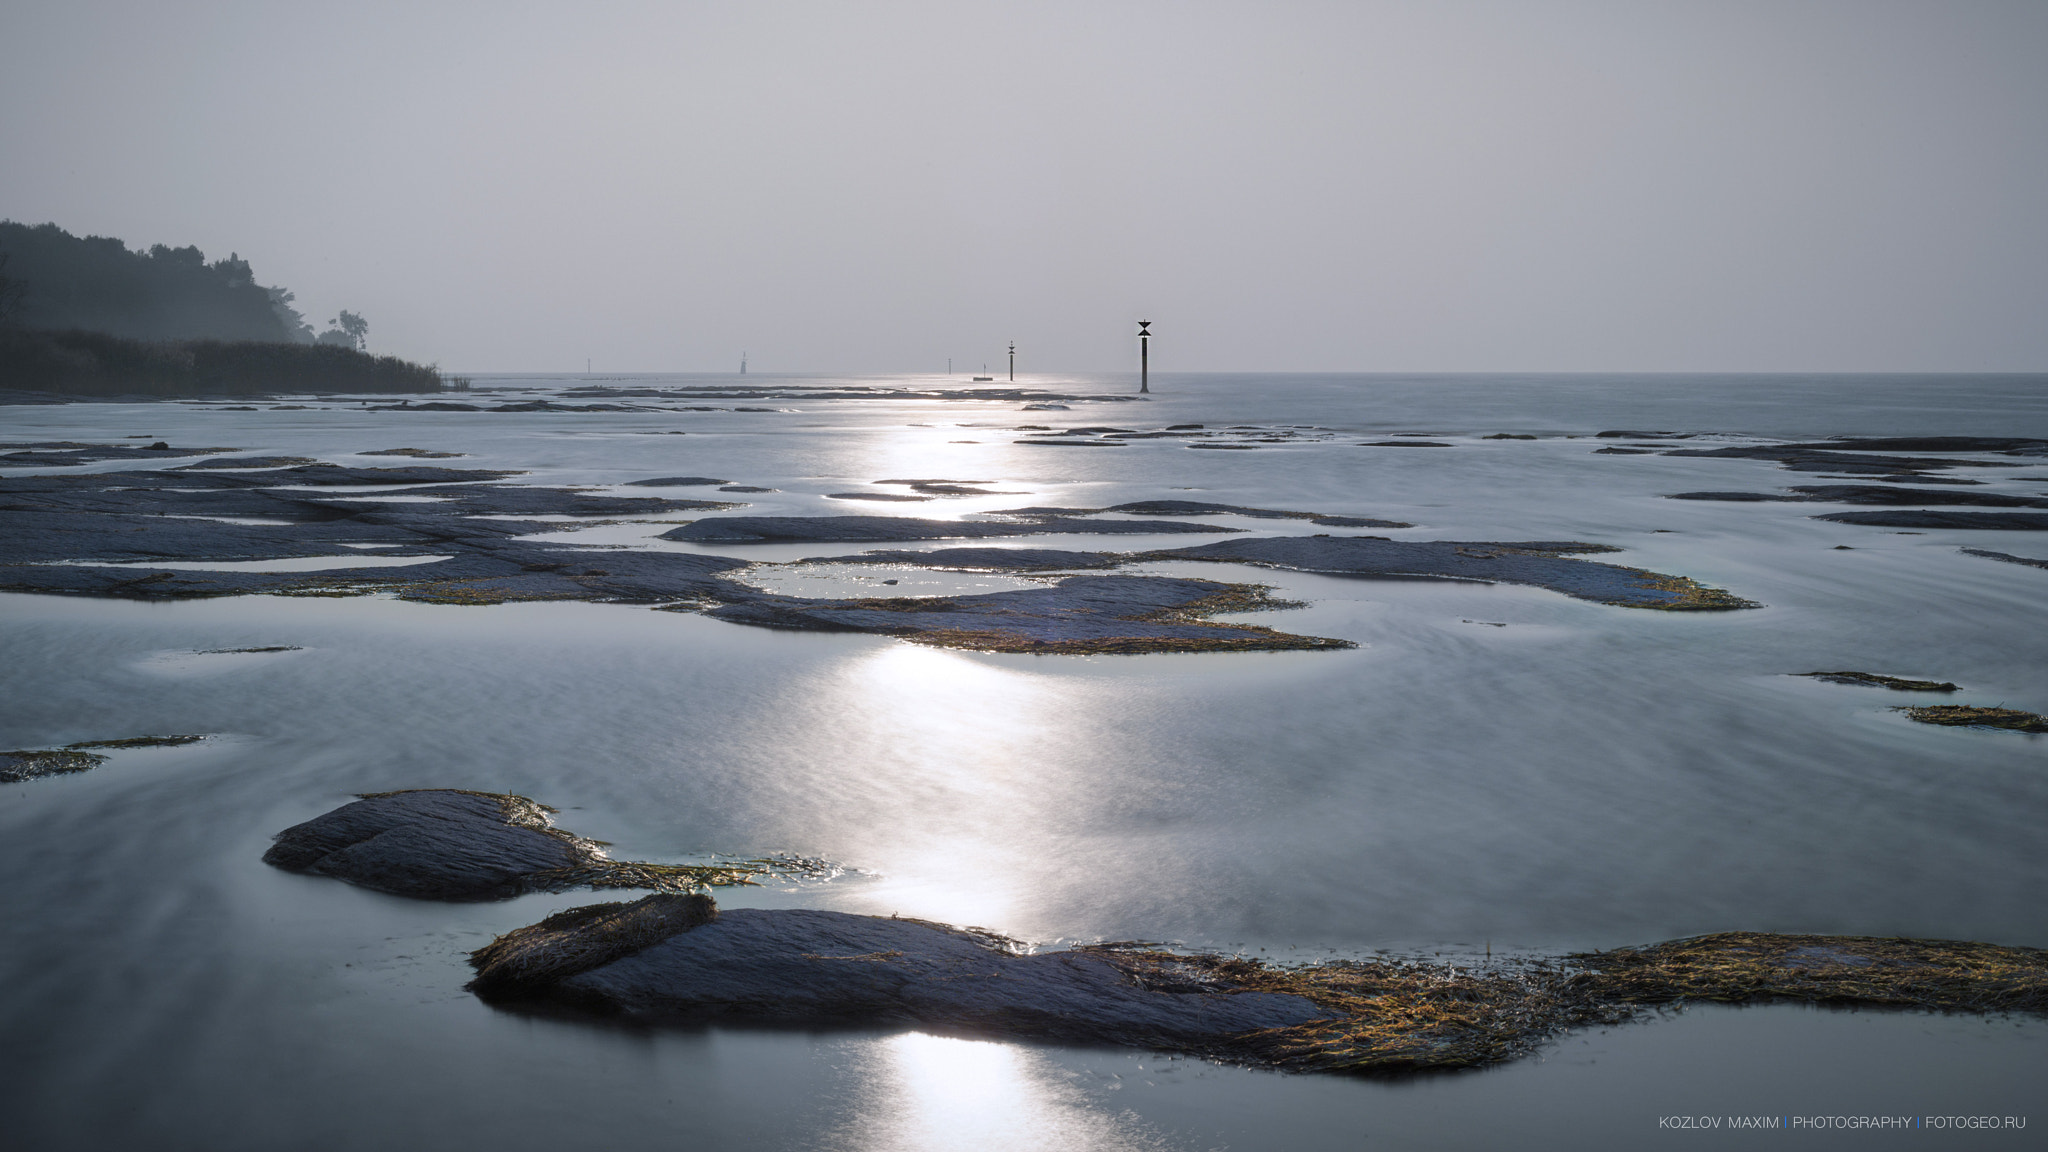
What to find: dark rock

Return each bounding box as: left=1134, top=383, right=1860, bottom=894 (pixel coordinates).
left=841, top=548, right=1123, bottom=570
left=699, top=574, right=1352, bottom=653
left=826, top=492, right=932, bottom=502
left=1015, top=439, right=1125, bottom=447
left=1359, top=441, right=1452, bottom=447
left=359, top=448, right=467, bottom=458
left=1594, top=447, right=1655, bottom=455
left=1666, top=491, right=1805, bottom=501
left=174, top=456, right=320, bottom=469
left=1597, top=430, right=1682, bottom=438
left=263, top=464, right=526, bottom=485
left=1661, top=446, right=2013, bottom=474
left=1146, top=536, right=1756, bottom=610
left=470, top=894, right=719, bottom=996
left=1311, top=516, right=1411, bottom=528
left=624, top=476, right=731, bottom=487
left=483, top=902, right=1336, bottom=1050
left=263, top=790, right=594, bottom=900
left=0, top=441, right=234, bottom=466
left=1788, top=485, right=2048, bottom=508
left=1961, top=547, right=2048, bottom=570
left=1799, top=672, right=1958, bottom=692
left=1776, top=437, right=2048, bottom=454
left=1814, top=511, right=2048, bottom=530
left=662, top=515, right=1238, bottom=544
left=718, top=486, right=774, bottom=493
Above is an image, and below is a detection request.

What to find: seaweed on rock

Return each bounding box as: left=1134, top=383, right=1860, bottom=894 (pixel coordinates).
left=0, top=749, right=108, bottom=783
left=1896, top=706, right=2048, bottom=733
left=1800, top=672, right=1958, bottom=692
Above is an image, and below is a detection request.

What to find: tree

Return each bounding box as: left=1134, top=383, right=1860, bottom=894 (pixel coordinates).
left=317, top=309, right=369, bottom=351
left=0, top=252, right=26, bottom=327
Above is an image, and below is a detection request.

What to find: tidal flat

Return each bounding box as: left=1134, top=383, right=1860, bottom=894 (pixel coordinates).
left=2, top=372, right=2045, bottom=1150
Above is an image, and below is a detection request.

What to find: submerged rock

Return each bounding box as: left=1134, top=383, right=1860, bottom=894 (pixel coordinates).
left=840, top=547, right=1124, bottom=570
left=1800, top=671, right=1958, bottom=692
left=663, top=515, right=1237, bottom=543
left=1145, top=536, right=1756, bottom=610
left=698, top=574, right=1353, bottom=653
left=1814, top=510, right=2048, bottom=530
left=1962, top=547, right=2048, bottom=570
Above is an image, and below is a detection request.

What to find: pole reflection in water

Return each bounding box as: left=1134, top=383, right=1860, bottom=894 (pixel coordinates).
left=830, top=1032, right=1167, bottom=1152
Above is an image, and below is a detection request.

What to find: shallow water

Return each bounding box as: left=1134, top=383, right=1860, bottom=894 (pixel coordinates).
left=2, top=373, right=2044, bottom=1149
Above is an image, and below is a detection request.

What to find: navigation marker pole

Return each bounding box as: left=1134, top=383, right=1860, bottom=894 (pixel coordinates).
left=1009, top=342, right=1016, bottom=382
left=1138, top=320, right=1151, bottom=393
left=741, top=351, right=747, bottom=375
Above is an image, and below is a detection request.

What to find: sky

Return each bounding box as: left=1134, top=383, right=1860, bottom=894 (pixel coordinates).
left=2, top=0, right=2045, bottom=374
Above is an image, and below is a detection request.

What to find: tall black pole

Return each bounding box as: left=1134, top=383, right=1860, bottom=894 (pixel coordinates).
left=1008, top=342, right=1015, bottom=381
left=1138, top=320, right=1151, bottom=393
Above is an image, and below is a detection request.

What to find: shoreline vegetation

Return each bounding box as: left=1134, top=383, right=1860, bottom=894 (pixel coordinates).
left=0, top=327, right=446, bottom=397
left=0, top=220, right=448, bottom=396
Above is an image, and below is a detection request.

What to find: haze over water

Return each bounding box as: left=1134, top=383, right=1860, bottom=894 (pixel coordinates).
left=2, top=372, right=2042, bottom=1149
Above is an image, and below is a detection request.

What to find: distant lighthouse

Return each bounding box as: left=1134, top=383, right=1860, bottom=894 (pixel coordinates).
left=1138, top=321, right=1151, bottom=393
left=1008, top=342, right=1016, bottom=382
left=740, top=351, right=747, bottom=375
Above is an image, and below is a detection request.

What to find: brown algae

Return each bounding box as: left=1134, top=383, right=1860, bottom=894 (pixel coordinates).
left=1896, top=705, right=2048, bottom=733
left=1801, top=672, right=1959, bottom=692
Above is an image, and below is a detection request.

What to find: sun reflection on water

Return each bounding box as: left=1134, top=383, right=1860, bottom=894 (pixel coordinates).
left=831, top=1032, right=1166, bottom=1152
left=831, top=643, right=1065, bottom=931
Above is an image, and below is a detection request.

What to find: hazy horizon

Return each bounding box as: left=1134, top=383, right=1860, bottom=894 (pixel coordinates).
left=4, top=1, right=2045, bottom=375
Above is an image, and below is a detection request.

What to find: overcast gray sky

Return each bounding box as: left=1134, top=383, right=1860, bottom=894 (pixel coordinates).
left=3, top=1, right=2044, bottom=373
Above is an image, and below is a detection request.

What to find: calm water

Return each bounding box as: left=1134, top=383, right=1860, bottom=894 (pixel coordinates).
left=3, top=373, right=2043, bottom=1149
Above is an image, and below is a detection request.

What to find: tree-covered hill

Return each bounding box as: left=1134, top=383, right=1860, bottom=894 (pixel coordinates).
left=0, top=221, right=445, bottom=397
left=0, top=220, right=315, bottom=343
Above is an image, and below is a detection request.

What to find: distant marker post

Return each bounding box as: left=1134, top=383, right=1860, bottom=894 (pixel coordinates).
left=1138, top=320, right=1151, bottom=393
left=1008, top=342, right=1016, bottom=382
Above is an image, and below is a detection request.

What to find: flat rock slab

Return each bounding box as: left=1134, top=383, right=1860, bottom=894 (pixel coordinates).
left=991, top=500, right=1412, bottom=529
left=1671, top=486, right=2048, bottom=508
left=842, top=547, right=1124, bottom=570
left=1147, top=536, right=1755, bottom=610
left=664, top=515, right=1238, bottom=543
left=264, top=790, right=595, bottom=900
left=701, top=573, right=1352, bottom=653
left=0, top=442, right=234, bottom=465
left=524, top=905, right=1336, bottom=1049
left=1815, top=510, right=2048, bottom=530
left=1962, top=548, right=2048, bottom=570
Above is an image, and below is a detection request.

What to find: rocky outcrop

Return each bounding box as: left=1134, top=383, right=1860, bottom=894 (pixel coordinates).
left=471, top=899, right=1338, bottom=1050
left=263, top=790, right=598, bottom=900
left=263, top=789, right=810, bottom=900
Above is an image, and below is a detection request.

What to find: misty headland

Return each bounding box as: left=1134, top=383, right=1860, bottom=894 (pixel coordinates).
left=0, top=220, right=446, bottom=398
